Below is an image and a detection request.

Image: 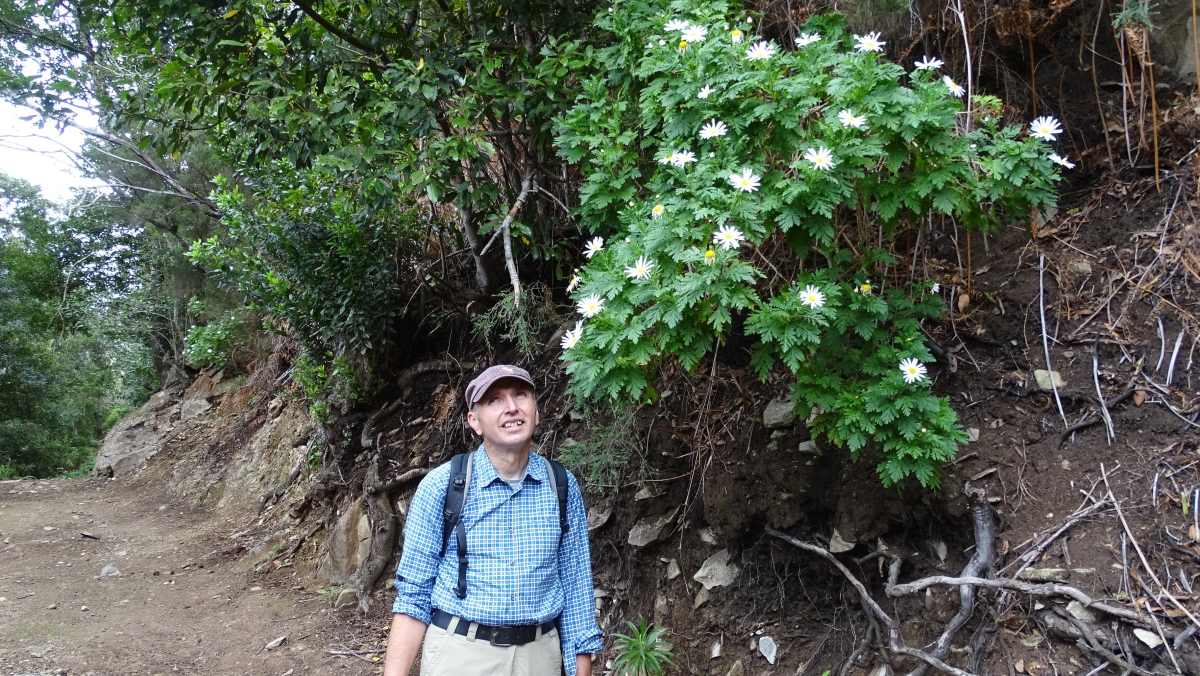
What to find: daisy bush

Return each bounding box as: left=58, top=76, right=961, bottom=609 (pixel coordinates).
left=550, top=0, right=1065, bottom=487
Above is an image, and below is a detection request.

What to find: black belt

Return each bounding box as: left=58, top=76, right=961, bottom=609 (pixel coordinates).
left=431, top=609, right=556, bottom=647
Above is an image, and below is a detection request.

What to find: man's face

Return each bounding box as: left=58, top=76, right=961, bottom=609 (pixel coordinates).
left=466, top=379, right=538, bottom=452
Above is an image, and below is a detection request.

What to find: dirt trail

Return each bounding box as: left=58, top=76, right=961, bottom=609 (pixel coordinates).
left=0, top=476, right=381, bottom=676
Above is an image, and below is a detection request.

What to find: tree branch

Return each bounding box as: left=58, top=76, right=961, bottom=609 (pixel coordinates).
left=290, top=0, right=386, bottom=60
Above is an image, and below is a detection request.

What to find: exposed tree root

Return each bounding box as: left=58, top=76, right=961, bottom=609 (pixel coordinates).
left=259, top=459, right=307, bottom=513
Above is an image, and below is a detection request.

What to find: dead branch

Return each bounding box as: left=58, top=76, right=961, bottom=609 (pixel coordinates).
left=259, top=459, right=307, bottom=513
left=501, top=173, right=534, bottom=307
left=765, top=526, right=978, bottom=676
left=1093, top=338, right=1116, bottom=444
left=1040, top=254, right=1069, bottom=428
left=1058, top=388, right=1136, bottom=445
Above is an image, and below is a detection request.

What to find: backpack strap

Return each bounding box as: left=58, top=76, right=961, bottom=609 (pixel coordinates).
left=439, top=453, right=473, bottom=599
left=545, top=457, right=570, bottom=535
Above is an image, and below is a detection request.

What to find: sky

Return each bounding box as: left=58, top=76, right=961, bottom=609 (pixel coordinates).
left=0, top=100, right=104, bottom=203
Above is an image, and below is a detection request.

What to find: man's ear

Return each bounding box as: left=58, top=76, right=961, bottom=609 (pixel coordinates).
left=466, top=409, right=482, bottom=436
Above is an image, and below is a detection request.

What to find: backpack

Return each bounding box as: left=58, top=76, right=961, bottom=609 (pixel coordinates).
left=438, top=453, right=570, bottom=598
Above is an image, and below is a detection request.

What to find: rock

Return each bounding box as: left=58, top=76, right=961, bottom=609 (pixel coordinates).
left=93, top=388, right=182, bottom=476
left=693, top=587, right=710, bottom=610
left=1034, top=369, right=1066, bottom=391
left=762, top=398, right=797, bottom=429
left=966, top=428, right=980, bottom=442
left=806, top=406, right=823, bottom=425
left=627, top=506, right=680, bottom=547
left=1133, top=628, right=1163, bottom=649
left=267, top=397, right=285, bottom=419
left=828, top=529, right=855, bottom=554
left=587, top=505, right=613, bottom=532
left=726, top=658, right=745, bottom=676
left=47, top=603, right=57, bottom=610
left=770, top=429, right=787, bottom=440
left=559, top=437, right=578, bottom=448
left=654, top=592, right=669, bottom=619
left=797, top=440, right=818, bottom=455
left=265, top=635, right=288, bottom=650
left=1067, top=600, right=1100, bottom=623
left=697, top=527, right=718, bottom=545
left=80, top=605, right=88, bottom=611
left=334, top=588, right=359, bottom=609
left=758, top=635, right=777, bottom=664
left=711, top=639, right=722, bottom=659
left=1068, top=260, right=1092, bottom=276
left=569, top=410, right=584, bottom=422
left=1017, top=568, right=1069, bottom=583
left=180, top=369, right=224, bottom=421
left=666, top=559, right=681, bottom=580
left=316, top=498, right=371, bottom=585
left=99, top=564, right=121, bottom=577
left=693, top=548, right=740, bottom=589
left=634, top=484, right=659, bottom=501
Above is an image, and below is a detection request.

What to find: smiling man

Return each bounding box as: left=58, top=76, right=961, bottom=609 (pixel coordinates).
left=383, top=364, right=601, bottom=676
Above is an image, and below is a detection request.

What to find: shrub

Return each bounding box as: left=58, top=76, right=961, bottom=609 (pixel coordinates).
left=183, top=308, right=246, bottom=371
left=556, top=408, right=647, bottom=490
left=472, top=285, right=560, bottom=363
left=552, top=1, right=1064, bottom=487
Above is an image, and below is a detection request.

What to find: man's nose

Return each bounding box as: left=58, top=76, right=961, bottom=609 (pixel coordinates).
left=501, top=394, right=521, bottom=412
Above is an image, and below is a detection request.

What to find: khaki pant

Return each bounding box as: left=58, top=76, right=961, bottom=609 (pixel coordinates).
left=420, top=616, right=563, bottom=676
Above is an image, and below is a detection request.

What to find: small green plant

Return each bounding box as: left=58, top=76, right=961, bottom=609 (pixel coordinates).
left=557, top=408, right=647, bottom=489
left=551, top=1, right=1065, bottom=487
left=471, top=284, right=560, bottom=362
left=611, top=616, right=675, bottom=676
left=319, top=586, right=343, bottom=604
left=183, top=307, right=246, bottom=371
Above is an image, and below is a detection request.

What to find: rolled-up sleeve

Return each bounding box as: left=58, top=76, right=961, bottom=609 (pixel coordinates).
left=391, top=464, right=451, bottom=623
left=557, top=470, right=603, bottom=674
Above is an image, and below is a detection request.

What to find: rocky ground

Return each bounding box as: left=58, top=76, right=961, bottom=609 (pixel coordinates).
left=0, top=476, right=381, bottom=676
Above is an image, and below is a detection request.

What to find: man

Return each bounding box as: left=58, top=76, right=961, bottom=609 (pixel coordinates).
left=383, top=364, right=601, bottom=676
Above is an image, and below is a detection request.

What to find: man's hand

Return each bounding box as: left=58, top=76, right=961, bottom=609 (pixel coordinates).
left=576, top=653, right=592, bottom=676
left=383, top=613, right=428, bottom=676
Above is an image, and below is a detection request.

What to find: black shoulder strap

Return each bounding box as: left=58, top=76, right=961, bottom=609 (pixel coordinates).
left=545, top=457, right=570, bottom=534
left=439, top=453, right=472, bottom=598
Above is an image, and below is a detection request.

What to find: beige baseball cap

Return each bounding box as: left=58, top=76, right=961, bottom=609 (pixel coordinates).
left=464, top=365, right=536, bottom=408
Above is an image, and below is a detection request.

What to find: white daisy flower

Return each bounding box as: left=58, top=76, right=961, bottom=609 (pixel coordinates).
left=914, top=55, right=943, bottom=70
left=681, top=25, right=707, bottom=42
left=583, top=236, right=604, bottom=258
left=931, top=282, right=940, bottom=293
left=577, top=294, right=605, bottom=318
left=712, top=225, right=745, bottom=250
left=698, top=85, right=713, bottom=99
left=899, top=357, right=928, bottom=384
left=700, top=119, right=728, bottom=139
left=794, top=32, right=820, bottom=47
left=857, top=281, right=872, bottom=295
left=1049, top=153, right=1075, bottom=169
left=837, top=110, right=866, bottom=129
left=1030, top=116, right=1063, bottom=142
left=658, top=152, right=677, bottom=165
left=943, top=76, right=965, bottom=97
left=730, top=29, right=743, bottom=43
left=703, top=249, right=716, bottom=265
left=566, top=274, right=580, bottom=293
left=853, top=32, right=885, bottom=52
left=728, top=168, right=761, bottom=193
left=665, top=19, right=690, bottom=31
left=669, top=149, right=697, bottom=167
left=658, top=39, right=666, bottom=46
left=625, top=256, right=655, bottom=280
left=804, top=146, right=835, bottom=170
left=561, top=321, right=583, bottom=350
left=745, top=41, right=776, bottom=61
left=651, top=204, right=665, bottom=219
left=800, top=285, right=826, bottom=308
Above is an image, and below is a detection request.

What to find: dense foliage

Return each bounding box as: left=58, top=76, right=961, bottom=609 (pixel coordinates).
left=554, top=2, right=1063, bottom=486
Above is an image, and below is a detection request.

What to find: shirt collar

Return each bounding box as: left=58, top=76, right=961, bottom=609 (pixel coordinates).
left=474, top=444, right=547, bottom=485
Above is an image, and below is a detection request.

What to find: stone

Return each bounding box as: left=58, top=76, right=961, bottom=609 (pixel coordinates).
left=758, top=635, right=777, bottom=664
left=627, top=506, right=680, bottom=547
left=797, top=440, right=818, bottom=455
left=828, top=529, right=855, bottom=554
left=711, top=639, right=722, bottom=659
left=267, top=397, right=285, bottom=419
left=47, top=603, right=57, bottom=610
left=180, top=369, right=224, bottom=421
left=1017, top=568, right=1069, bottom=583
left=770, top=429, right=787, bottom=440
left=966, top=428, right=980, bottom=442
left=265, top=635, right=288, bottom=650
left=697, top=527, right=718, bottom=545
left=1066, top=600, right=1100, bottom=623
left=1034, top=369, right=1066, bottom=391
left=559, top=437, right=579, bottom=448
left=693, top=587, right=710, bottom=610
left=726, top=658, right=745, bottom=676
left=693, top=548, right=740, bottom=589
left=334, top=588, right=359, bottom=609
left=93, top=388, right=182, bottom=476
left=654, top=592, right=669, bottom=619
left=634, top=484, right=659, bottom=501
left=99, top=564, right=121, bottom=578
left=587, top=505, right=613, bottom=532
left=1068, top=260, right=1092, bottom=276
left=316, top=498, right=370, bottom=585
left=1133, top=628, right=1163, bottom=649
left=569, top=410, right=584, bottom=422
left=666, top=559, right=681, bottom=580
left=762, top=398, right=797, bottom=429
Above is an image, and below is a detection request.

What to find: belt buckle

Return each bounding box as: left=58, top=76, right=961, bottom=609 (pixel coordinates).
left=489, top=625, right=516, bottom=647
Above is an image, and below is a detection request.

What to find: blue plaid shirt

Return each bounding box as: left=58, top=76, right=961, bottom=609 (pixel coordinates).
left=392, top=446, right=602, bottom=673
